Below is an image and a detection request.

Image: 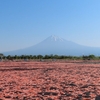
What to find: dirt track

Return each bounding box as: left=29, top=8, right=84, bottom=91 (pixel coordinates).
left=0, top=61, right=100, bottom=100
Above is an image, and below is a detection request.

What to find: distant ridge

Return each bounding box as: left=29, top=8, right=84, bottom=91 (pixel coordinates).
left=3, top=35, right=100, bottom=56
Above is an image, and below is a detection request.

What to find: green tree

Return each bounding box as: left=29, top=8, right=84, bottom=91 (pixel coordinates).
left=0, top=53, right=4, bottom=60
left=37, top=55, right=43, bottom=59
left=88, top=54, right=95, bottom=60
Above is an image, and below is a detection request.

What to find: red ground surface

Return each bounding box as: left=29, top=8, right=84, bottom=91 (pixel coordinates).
left=0, top=60, right=100, bottom=100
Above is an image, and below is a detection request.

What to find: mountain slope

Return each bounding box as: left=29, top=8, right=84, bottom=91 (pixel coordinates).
left=3, top=35, right=100, bottom=56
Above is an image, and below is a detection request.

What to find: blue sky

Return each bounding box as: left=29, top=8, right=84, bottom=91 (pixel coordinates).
left=1, top=0, right=100, bottom=52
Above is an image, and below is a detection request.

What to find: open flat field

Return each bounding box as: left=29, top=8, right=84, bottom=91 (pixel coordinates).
left=0, top=60, right=100, bottom=100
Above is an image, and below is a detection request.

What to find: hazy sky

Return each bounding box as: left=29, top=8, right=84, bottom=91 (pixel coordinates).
left=1, top=0, right=100, bottom=52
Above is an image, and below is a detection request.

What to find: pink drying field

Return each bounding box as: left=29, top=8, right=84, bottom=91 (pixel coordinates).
left=0, top=60, right=100, bottom=100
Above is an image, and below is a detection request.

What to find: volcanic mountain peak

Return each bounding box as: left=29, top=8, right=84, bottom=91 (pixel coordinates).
left=3, top=35, right=100, bottom=56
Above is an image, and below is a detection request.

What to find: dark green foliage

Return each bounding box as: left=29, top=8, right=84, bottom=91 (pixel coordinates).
left=37, top=55, right=43, bottom=59
left=2, top=54, right=100, bottom=60
left=82, top=54, right=96, bottom=60
left=0, top=53, right=4, bottom=59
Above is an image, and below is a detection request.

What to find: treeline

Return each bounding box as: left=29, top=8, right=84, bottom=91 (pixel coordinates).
left=0, top=53, right=100, bottom=60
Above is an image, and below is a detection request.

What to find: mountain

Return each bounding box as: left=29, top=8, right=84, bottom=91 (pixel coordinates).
left=3, top=35, right=100, bottom=56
